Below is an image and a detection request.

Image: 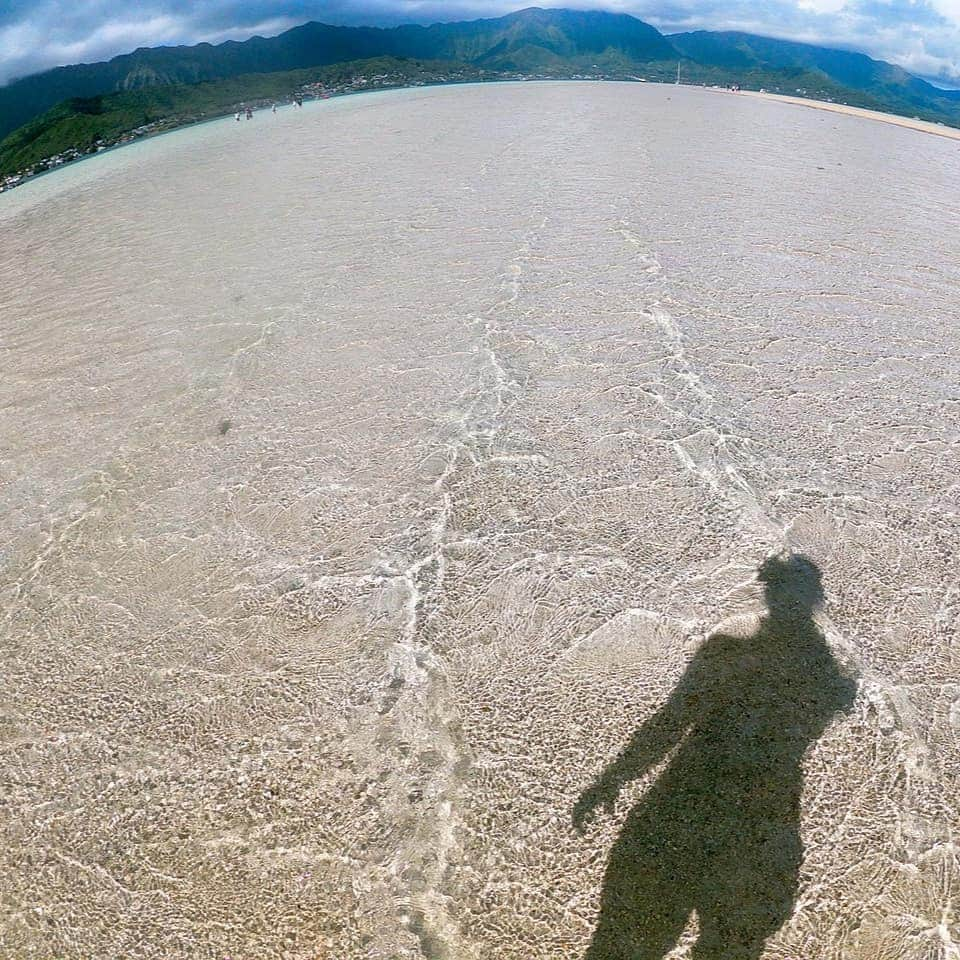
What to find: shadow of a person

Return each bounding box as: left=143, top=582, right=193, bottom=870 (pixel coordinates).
left=573, top=554, right=857, bottom=960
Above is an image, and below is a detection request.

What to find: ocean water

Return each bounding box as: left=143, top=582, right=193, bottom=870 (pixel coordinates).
left=1, top=82, right=958, bottom=959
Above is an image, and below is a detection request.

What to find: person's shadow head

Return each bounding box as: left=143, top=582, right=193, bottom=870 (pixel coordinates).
left=757, top=552, right=823, bottom=617
left=574, top=554, right=857, bottom=960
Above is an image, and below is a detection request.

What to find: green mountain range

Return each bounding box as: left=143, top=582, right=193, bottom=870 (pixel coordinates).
left=0, top=9, right=678, bottom=142
left=2, top=7, right=958, bottom=179
left=670, top=31, right=960, bottom=110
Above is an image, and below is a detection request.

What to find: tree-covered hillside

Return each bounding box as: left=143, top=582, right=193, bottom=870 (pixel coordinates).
left=2, top=7, right=959, bottom=184
left=0, top=58, right=490, bottom=178
left=669, top=31, right=960, bottom=121
left=4, top=7, right=959, bottom=146
left=0, top=8, right=674, bottom=141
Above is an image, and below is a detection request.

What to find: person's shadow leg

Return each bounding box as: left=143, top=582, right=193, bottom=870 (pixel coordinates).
left=584, top=805, right=695, bottom=960
left=691, top=907, right=790, bottom=960
left=691, top=839, right=799, bottom=959
left=585, top=885, right=689, bottom=960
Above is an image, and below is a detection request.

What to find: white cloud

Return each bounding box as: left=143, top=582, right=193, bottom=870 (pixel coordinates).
left=193, top=16, right=305, bottom=44
left=930, top=0, right=960, bottom=17
left=0, top=8, right=190, bottom=80
left=796, top=0, right=848, bottom=12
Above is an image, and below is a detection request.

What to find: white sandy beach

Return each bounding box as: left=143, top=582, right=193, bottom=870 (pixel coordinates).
left=732, top=86, right=960, bottom=141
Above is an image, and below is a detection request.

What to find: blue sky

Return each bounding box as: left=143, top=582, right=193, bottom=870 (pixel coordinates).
left=1, top=0, right=958, bottom=86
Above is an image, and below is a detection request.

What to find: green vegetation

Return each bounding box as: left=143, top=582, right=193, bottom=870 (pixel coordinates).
left=670, top=30, right=960, bottom=123
left=0, top=9, right=678, bottom=141
left=2, top=8, right=959, bottom=184
left=0, top=57, right=491, bottom=178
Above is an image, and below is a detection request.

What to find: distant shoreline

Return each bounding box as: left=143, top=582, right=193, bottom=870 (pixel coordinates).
left=4, top=78, right=958, bottom=199
left=729, top=88, right=960, bottom=142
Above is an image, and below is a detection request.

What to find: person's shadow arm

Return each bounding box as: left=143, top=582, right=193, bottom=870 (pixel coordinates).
left=573, top=648, right=705, bottom=831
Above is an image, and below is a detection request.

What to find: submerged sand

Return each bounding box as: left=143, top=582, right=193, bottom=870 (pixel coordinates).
left=1, top=81, right=958, bottom=959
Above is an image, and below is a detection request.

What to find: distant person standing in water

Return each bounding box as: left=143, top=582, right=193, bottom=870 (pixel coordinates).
left=245, top=106, right=253, bottom=120
left=272, top=103, right=277, bottom=114
left=574, top=554, right=857, bottom=960
left=235, top=111, right=241, bottom=122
